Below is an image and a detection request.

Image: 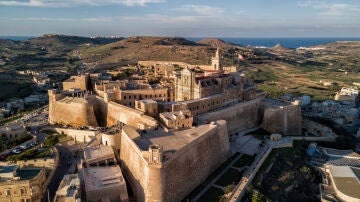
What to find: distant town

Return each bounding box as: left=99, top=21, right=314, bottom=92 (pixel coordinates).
left=0, top=35, right=359, bottom=202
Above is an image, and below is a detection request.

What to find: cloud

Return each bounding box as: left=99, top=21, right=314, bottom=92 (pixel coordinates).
left=297, top=0, right=360, bottom=16
left=173, top=5, right=224, bottom=16
left=0, top=0, right=164, bottom=7
left=9, top=16, right=120, bottom=22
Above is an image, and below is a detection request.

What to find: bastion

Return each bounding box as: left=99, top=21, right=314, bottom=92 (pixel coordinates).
left=119, top=120, right=231, bottom=201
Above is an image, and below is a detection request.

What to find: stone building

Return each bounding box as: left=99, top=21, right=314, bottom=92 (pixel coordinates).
left=135, top=99, right=158, bottom=116
left=98, top=82, right=174, bottom=107
left=159, top=110, right=193, bottom=130
left=62, top=74, right=91, bottom=91
left=54, top=174, right=80, bottom=202
left=335, top=87, right=359, bottom=106
left=174, top=68, right=246, bottom=102
left=83, top=166, right=128, bottom=202
left=0, top=122, right=27, bottom=141
left=0, top=165, right=46, bottom=202
left=83, top=145, right=117, bottom=167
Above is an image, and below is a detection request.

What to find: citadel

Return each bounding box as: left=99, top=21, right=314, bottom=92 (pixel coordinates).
left=47, top=49, right=302, bottom=201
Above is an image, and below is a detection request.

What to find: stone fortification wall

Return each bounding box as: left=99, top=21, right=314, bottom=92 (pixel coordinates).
left=161, top=120, right=230, bottom=201
left=49, top=91, right=158, bottom=129
left=96, top=99, right=158, bottom=129
left=54, top=128, right=98, bottom=143
left=198, top=98, right=263, bottom=134
left=48, top=96, right=99, bottom=127
left=120, top=121, right=231, bottom=202
left=261, top=102, right=302, bottom=135
left=102, top=132, right=121, bottom=158
left=120, top=128, right=148, bottom=202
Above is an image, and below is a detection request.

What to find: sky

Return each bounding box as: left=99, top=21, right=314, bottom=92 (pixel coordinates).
left=0, top=0, right=360, bottom=37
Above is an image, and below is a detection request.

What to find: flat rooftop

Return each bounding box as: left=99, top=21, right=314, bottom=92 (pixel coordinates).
left=55, top=174, right=80, bottom=200
left=18, top=169, right=42, bottom=180
left=83, top=146, right=114, bottom=161
left=134, top=121, right=222, bottom=153
left=323, top=147, right=360, bottom=159
left=83, top=166, right=126, bottom=193
left=264, top=98, right=292, bottom=106
left=138, top=99, right=157, bottom=104
left=329, top=165, right=360, bottom=199
left=0, top=165, right=18, bottom=173
left=58, top=96, right=88, bottom=104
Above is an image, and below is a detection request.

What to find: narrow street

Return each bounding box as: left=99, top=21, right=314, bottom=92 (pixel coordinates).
left=43, top=144, right=75, bottom=202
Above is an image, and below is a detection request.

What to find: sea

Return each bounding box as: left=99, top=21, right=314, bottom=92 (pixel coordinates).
left=188, top=37, right=360, bottom=49
left=0, top=36, right=37, bottom=41
left=1, top=36, right=360, bottom=49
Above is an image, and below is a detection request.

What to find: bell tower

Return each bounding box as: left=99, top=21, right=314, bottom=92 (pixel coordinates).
left=211, top=47, right=222, bottom=71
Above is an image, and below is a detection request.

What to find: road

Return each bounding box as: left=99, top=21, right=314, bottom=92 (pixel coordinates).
left=43, top=144, right=75, bottom=202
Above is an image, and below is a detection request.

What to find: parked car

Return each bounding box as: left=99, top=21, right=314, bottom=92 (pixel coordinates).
left=19, top=145, right=29, bottom=150
left=11, top=148, right=22, bottom=154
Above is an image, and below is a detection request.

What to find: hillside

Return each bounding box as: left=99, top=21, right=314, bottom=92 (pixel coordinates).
left=1, top=35, right=359, bottom=102
left=77, top=36, right=246, bottom=67
left=197, top=38, right=237, bottom=48
left=28, top=34, right=122, bottom=49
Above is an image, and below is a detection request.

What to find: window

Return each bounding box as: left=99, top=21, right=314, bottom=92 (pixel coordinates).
left=124, top=96, right=126, bottom=99
left=6, top=189, right=10, bottom=196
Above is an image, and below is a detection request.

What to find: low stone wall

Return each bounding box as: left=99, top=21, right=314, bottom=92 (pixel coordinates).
left=0, top=156, right=55, bottom=169
left=303, top=119, right=334, bottom=137
left=54, top=128, right=98, bottom=143
left=292, top=136, right=336, bottom=142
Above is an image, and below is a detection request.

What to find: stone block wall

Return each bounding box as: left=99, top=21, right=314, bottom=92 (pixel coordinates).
left=120, top=120, right=231, bottom=202
left=48, top=97, right=98, bottom=127
left=261, top=104, right=302, bottom=135
left=198, top=98, right=263, bottom=134
left=161, top=120, right=230, bottom=201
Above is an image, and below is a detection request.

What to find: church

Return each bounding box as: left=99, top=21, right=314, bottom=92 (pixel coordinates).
left=175, top=48, right=245, bottom=102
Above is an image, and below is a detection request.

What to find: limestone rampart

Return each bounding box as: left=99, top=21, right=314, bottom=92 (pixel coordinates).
left=261, top=101, right=302, bottom=135
left=120, top=120, right=231, bottom=202
left=49, top=91, right=158, bottom=129
left=198, top=98, right=263, bottom=134
left=96, top=99, right=158, bottom=128
left=48, top=96, right=98, bottom=127
left=120, top=129, right=148, bottom=202
left=161, top=120, right=230, bottom=201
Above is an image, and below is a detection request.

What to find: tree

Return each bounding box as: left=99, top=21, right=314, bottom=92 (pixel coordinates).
left=43, top=135, right=59, bottom=148
left=252, top=191, right=263, bottom=202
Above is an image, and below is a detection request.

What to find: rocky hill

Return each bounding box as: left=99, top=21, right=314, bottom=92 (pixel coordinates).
left=77, top=36, right=247, bottom=67
left=197, top=38, right=237, bottom=48
left=28, top=34, right=122, bottom=50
